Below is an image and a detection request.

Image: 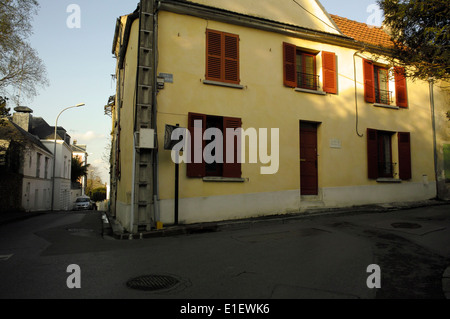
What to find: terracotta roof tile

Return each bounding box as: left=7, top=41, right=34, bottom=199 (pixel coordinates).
left=330, top=14, right=394, bottom=48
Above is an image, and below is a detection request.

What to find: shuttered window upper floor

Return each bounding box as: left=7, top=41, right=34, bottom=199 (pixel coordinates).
left=205, top=29, right=240, bottom=86
left=282, top=42, right=337, bottom=95
left=363, top=59, right=408, bottom=108
left=201, top=28, right=411, bottom=110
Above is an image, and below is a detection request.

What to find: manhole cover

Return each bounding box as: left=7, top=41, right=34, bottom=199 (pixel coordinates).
left=391, top=222, right=422, bottom=229
left=126, top=275, right=180, bottom=291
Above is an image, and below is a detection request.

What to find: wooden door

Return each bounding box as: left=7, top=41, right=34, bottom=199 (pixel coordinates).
left=300, top=122, right=318, bottom=195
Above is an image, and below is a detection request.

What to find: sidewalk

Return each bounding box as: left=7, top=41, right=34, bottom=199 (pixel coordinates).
left=104, top=198, right=450, bottom=239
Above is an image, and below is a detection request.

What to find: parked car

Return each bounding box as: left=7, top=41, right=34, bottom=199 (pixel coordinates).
left=73, top=196, right=93, bottom=211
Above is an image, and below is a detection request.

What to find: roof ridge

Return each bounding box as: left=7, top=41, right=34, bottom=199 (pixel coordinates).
left=329, top=13, right=383, bottom=30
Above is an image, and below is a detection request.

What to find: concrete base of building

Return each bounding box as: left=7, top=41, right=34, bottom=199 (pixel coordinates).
left=157, top=182, right=437, bottom=224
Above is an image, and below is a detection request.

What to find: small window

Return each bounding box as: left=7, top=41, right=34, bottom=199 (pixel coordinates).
left=36, top=153, right=42, bottom=178
left=283, top=43, right=337, bottom=93
left=205, top=29, right=240, bottom=85
left=367, top=129, right=411, bottom=180
left=64, top=156, right=67, bottom=178
left=363, top=60, right=408, bottom=108
left=377, top=131, right=393, bottom=178
left=187, top=112, right=242, bottom=178
left=44, top=157, right=49, bottom=179
left=374, top=66, right=391, bottom=105
left=296, top=51, right=318, bottom=90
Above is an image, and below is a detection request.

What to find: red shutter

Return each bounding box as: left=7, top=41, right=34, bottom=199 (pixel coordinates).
left=223, top=117, right=242, bottom=178
left=398, top=132, right=412, bottom=180
left=224, top=33, right=240, bottom=84
left=363, top=59, right=375, bottom=103
left=395, top=67, right=408, bottom=108
left=322, top=51, right=337, bottom=94
left=283, top=42, right=297, bottom=88
left=206, top=29, right=222, bottom=82
left=367, top=128, right=378, bottom=179
left=187, top=113, right=206, bottom=177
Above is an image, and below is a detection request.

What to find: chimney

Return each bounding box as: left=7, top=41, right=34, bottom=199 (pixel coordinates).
left=12, top=106, right=33, bottom=132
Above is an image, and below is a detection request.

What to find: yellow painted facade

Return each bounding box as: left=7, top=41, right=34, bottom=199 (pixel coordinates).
left=110, top=0, right=448, bottom=231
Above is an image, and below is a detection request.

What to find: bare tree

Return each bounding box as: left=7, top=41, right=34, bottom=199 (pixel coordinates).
left=86, top=165, right=104, bottom=196
left=0, top=0, right=48, bottom=103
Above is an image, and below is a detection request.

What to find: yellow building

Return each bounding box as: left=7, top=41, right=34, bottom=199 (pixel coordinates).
left=109, top=0, right=448, bottom=233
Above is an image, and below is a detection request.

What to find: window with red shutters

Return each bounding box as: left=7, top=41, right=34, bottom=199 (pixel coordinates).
left=223, top=117, right=242, bottom=178
left=363, top=59, right=375, bottom=103
left=367, top=129, right=412, bottom=180
left=394, top=67, right=408, bottom=108
left=187, top=113, right=206, bottom=178
left=367, top=128, right=378, bottom=179
left=283, top=42, right=297, bottom=88
left=283, top=43, right=336, bottom=93
left=398, top=132, right=412, bottom=180
left=374, top=65, right=390, bottom=105
left=322, top=51, right=337, bottom=94
left=364, top=61, right=408, bottom=107
left=186, top=112, right=242, bottom=178
left=206, top=29, right=240, bottom=85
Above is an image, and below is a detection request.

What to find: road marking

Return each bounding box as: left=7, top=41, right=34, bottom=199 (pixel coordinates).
left=0, top=254, right=13, bottom=261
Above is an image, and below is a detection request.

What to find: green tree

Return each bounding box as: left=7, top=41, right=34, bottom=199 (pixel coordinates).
left=90, top=187, right=106, bottom=202
left=0, top=0, right=48, bottom=102
left=0, top=96, right=10, bottom=117
left=71, top=156, right=89, bottom=184
left=377, top=0, right=449, bottom=81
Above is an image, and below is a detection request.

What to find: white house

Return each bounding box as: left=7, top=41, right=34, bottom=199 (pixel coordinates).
left=11, top=107, right=73, bottom=211
left=0, top=107, right=54, bottom=212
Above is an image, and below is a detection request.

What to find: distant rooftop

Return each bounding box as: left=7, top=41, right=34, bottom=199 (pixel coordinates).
left=0, top=119, right=52, bottom=155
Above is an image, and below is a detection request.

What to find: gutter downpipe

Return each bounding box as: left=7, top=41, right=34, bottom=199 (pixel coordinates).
left=130, top=132, right=137, bottom=233
left=429, top=78, right=440, bottom=199
left=353, top=49, right=365, bottom=138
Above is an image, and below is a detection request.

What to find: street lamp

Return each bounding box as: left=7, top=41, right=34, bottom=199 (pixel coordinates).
left=51, top=103, right=85, bottom=211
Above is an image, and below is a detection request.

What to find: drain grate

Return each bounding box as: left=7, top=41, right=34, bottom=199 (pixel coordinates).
left=126, top=274, right=180, bottom=291
left=391, top=222, right=422, bottom=229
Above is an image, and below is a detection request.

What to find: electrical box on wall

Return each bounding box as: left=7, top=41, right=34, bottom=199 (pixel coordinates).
left=139, top=128, right=155, bottom=149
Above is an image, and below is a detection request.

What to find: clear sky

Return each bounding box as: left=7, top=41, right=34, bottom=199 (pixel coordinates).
left=26, top=0, right=381, bottom=185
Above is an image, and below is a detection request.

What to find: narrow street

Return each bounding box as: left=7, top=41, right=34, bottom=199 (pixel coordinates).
left=0, top=204, right=449, bottom=300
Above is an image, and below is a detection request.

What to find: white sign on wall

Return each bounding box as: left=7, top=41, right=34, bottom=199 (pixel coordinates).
left=330, top=138, right=342, bottom=149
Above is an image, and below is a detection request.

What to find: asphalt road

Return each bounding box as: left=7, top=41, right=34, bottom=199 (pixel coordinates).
left=0, top=205, right=449, bottom=301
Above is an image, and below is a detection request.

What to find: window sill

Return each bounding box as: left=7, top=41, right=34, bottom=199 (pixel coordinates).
left=203, top=176, right=245, bottom=183
left=373, top=103, right=399, bottom=110
left=376, top=178, right=402, bottom=183
left=203, top=80, right=244, bottom=89
left=294, top=87, right=326, bottom=95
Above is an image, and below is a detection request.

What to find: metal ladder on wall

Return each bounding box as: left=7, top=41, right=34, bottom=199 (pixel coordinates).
left=132, top=0, right=155, bottom=232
